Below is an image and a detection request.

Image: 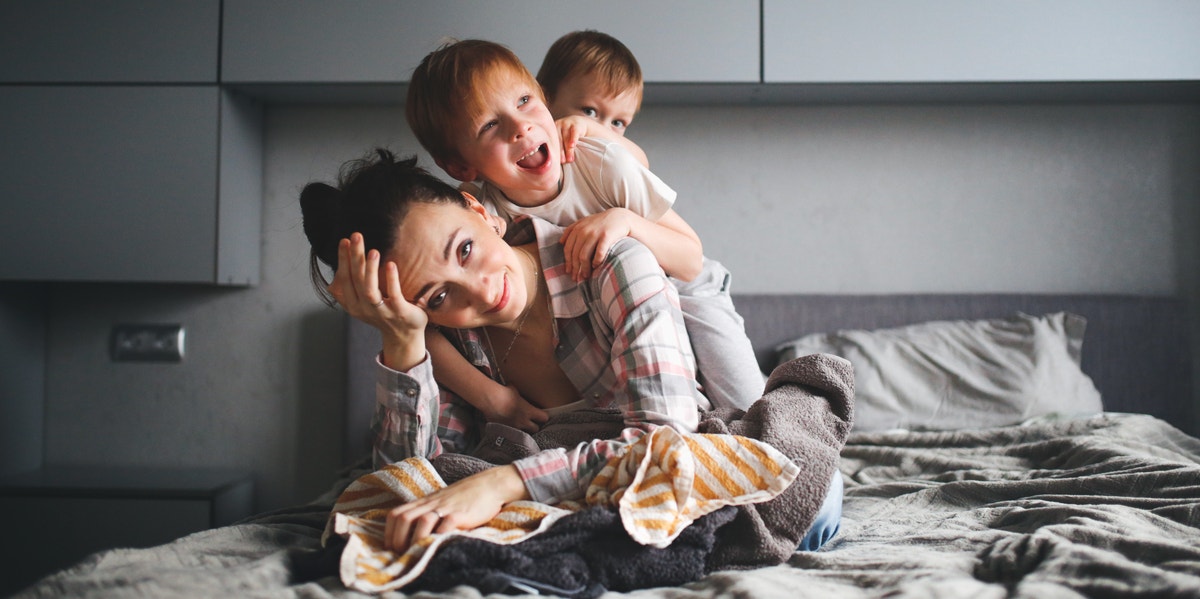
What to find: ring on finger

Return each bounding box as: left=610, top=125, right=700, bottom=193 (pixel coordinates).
left=373, top=299, right=385, bottom=307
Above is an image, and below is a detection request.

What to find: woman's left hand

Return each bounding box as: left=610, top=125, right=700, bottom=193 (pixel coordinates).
left=383, top=464, right=529, bottom=553
left=329, top=232, right=429, bottom=370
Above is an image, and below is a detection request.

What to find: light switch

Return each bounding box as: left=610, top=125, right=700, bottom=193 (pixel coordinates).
left=110, top=324, right=185, bottom=362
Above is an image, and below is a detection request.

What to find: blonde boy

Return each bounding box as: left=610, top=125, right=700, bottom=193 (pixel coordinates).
left=538, top=30, right=640, bottom=133
left=406, top=39, right=762, bottom=426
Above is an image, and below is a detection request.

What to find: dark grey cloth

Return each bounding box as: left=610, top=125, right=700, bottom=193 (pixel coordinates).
left=411, top=505, right=738, bottom=599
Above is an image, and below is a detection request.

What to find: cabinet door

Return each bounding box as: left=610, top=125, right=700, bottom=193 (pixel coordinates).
left=222, top=0, right=759, bottom=84
left=0, top=87, right=261, bottom=285
left=0, top=0, right=219, bottom=83
left=764, top=0, right=1200, bottom=83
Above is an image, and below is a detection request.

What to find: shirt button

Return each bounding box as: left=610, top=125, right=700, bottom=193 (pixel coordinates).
left=405, top=388, right=417, bottom=397
left=592, top=392, right=600, bottom=399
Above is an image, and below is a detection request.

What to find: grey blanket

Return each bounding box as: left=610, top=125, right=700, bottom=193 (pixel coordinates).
left=16, top=412, right=1200, bottom=598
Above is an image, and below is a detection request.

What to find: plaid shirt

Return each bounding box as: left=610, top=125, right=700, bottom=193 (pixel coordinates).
left=371, top=217, right=705, bottom=503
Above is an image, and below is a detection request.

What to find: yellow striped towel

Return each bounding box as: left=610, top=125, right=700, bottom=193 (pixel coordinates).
left=325, top=430, right=797, bottom=592
left=324, top=458, right=578, bottom=593
left=586, top=426, right=800, bottom=547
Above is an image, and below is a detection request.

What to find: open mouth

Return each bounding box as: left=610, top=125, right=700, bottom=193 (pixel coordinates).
left=516, top=144, right=549, bottom=170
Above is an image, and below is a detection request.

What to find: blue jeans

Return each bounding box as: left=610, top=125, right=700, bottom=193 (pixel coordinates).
left=797, top=470, right=843, bottom=551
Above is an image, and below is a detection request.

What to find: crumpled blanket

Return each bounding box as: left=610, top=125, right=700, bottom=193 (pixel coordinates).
left=701, top=352, right=855, bottom=570
left=409, top=505, right=738, bottom=599
left=325, top=426, right=800, bottom=593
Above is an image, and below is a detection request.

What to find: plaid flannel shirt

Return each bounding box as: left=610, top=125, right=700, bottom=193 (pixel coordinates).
left=370, top=216, right=705, bottom=503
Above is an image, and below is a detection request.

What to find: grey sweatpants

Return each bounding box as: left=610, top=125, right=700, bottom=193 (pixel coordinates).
left=673, top=258, right=766, bottom=411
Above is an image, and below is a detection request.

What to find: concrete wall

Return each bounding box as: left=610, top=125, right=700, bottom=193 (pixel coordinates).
left=33, top=101, right=1200, bottom=510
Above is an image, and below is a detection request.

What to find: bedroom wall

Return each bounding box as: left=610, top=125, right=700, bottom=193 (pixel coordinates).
left=36, top=101, right=1200, bottom=511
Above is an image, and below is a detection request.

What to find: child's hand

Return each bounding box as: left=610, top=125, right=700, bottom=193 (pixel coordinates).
left=481, top=384, right=549, bottom=433
left=561, top=208, right=634, bottom=282
left=329, top=233, right=428, bottom=370
left=556, top=115, right=596, bottom=164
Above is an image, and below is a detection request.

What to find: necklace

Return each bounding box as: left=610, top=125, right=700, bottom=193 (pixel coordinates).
left=498, top=246, right=541, bottom=365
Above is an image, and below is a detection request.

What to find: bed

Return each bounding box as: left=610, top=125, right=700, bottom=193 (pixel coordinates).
left=16, top=293, right=1200, bottom=598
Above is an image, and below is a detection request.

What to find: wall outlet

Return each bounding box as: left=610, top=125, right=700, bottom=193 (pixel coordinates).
left=110, top=324, right=185, bottom=362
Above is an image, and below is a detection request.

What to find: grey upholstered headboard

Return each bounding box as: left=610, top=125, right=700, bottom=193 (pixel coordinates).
left=343, top=294, right=1194, bottom=463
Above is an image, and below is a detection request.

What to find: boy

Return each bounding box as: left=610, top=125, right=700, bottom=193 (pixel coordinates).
left=405, top=39, right=763, bottom=429
left=537, top=30, right=647, bottom=167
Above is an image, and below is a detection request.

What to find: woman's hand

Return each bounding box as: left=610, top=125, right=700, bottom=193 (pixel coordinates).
left=561, top=208, right=634, bottom=282
left=328, top=233, right=428, bottom=370
left=383, top=464, right=529, bottom=553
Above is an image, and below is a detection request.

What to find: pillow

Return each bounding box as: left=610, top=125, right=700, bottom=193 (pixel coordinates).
left=774, top=312, right=1102, bottom=432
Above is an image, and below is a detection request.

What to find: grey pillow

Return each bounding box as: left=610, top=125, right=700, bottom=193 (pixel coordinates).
left=775, top=312, right=1103, bottom=432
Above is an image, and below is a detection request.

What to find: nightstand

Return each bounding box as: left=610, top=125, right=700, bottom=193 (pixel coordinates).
left=0, top=465, right=253, bottom=595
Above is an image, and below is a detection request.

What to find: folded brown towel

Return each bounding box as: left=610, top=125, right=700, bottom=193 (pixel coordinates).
left=700, top=353, right=855, bottom=570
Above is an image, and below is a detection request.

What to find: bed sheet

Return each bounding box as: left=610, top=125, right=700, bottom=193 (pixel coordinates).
left=15, top=412, right=1200, bottom=598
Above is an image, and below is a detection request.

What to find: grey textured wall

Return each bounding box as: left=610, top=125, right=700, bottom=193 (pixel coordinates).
left=38, top=102, right=1200, bottom=511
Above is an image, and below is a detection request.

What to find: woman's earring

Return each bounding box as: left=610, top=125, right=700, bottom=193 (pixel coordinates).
left=494, top=225, right=501, bottom=235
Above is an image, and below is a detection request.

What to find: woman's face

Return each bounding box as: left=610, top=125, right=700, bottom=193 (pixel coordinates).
left=386, top=198, right=528, bottom=330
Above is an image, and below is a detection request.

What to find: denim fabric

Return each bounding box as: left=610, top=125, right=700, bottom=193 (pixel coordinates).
left=797, top=470, right=843, bottom=552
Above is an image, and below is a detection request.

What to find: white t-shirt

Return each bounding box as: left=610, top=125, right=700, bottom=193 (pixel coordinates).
left=463, top=136, right=676, bottom=226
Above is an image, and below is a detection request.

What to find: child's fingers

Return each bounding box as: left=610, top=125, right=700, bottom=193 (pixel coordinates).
left=561, top=226, right=577, bottom=278
left=592, top=235, right=612, bottom=268
left=573, top=237, right=599, bottom=282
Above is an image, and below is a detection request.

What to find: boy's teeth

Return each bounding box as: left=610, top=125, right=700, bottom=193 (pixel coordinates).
left=516, top=144, right=548, bottom=169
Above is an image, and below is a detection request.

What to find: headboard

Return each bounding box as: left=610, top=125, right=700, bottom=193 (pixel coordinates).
left=343, top=294, right=1194, bottom=463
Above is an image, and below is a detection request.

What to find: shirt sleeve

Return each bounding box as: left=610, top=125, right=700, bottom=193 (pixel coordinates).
left=513, top=238, right=702, bottom=503
left=369, top=352, right=444, bottom=469
left=590, top=137, right=676, bottom=221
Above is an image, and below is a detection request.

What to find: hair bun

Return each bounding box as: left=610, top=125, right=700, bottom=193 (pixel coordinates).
left=299, top=182, right=343, bottom=268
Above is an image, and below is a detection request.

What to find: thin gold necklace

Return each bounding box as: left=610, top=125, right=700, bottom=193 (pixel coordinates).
left=498, top=246, right=541, bottom=365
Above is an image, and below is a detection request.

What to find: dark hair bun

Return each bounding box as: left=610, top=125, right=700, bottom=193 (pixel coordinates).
left=300, top=181, right=343, bottom=269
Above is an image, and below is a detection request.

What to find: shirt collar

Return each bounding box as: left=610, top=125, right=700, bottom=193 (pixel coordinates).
left=504, top=216, right=588, bottom=319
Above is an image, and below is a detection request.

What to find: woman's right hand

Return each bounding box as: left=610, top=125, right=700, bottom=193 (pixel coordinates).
left=329, top=233, right=428, bottom=370
left=384, top=464, right=529, bottom=553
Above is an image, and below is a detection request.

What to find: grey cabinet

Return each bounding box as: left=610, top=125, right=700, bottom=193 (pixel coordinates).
left=0, top=0, right=219, bottom=83
left=763, top=0, right=1200, bottom=84
left=221, top=0, right=760, bottom=85
left=0, top=87, right=262, bottom=285
left=0, top=466, right=253, bottom=596
left=0, top=0, right=259, bottom=286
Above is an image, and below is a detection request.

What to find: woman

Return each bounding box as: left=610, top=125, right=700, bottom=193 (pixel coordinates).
left=301, top=149, right=709, bottom=553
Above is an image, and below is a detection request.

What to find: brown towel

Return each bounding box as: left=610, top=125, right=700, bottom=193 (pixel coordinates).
left=699, top=353, right=855, bottom=570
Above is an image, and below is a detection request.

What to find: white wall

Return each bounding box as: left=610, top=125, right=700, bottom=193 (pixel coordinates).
left=41, top=102, right=1200, bottom=510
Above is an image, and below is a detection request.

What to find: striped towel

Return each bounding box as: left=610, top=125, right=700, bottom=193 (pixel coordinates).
left=587, top=426, right=800, bottom=548
left=325, top=430, right=798, bottom=593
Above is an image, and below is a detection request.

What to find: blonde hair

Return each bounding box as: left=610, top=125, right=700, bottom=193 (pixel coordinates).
left=537, top=30, right=643, bottom=109
left=406, top=39, right=545, bottom=166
